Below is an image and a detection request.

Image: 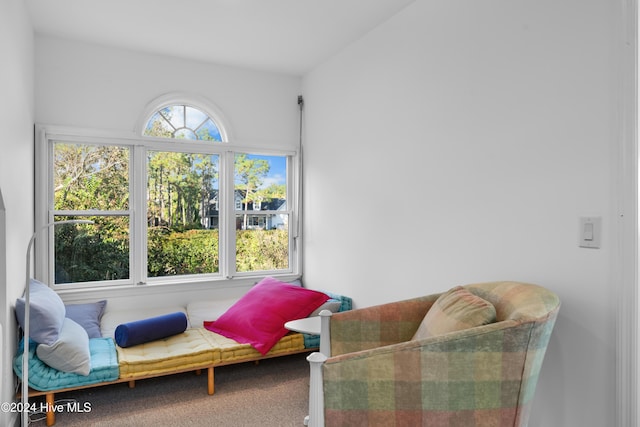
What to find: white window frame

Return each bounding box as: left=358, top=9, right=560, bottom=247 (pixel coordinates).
left=34, top=125, right=300, bottom=291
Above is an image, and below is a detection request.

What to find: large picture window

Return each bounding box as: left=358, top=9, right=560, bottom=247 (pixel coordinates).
left=38, top=103, right=298, bottom=289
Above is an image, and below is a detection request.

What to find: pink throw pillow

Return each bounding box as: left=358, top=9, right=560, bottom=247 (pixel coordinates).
left=204, top=277, right=329, bottom=355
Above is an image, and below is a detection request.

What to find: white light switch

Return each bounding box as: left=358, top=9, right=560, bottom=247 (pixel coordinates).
left=579, top=217, right=601, bottom=248
left=583, top=222, right=594, bottom=241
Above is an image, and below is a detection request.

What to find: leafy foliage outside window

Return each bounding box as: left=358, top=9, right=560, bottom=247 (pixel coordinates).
left=54, top=144, right=129, bottom=211
left=53, top=144, right=130, bottom=283
left=54, top=216, right=130, bottom=283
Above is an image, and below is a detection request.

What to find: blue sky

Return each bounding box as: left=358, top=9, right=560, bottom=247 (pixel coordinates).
left=242, top=154, right=286, bottom=189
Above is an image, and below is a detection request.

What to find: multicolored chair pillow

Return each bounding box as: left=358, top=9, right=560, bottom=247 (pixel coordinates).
left=412, top=285, right=496, bottom=339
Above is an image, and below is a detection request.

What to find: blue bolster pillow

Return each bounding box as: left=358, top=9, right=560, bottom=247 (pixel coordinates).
left=114, top=312, right=188, bottom=348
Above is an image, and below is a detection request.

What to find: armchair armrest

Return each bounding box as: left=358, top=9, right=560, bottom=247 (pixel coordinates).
left=329, top=294, right=438, bottom=356
left=322, top=313, right=558, bottom=426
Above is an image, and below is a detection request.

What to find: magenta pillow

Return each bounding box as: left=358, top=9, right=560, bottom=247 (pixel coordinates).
left=204, top=277, right=329, bottom=355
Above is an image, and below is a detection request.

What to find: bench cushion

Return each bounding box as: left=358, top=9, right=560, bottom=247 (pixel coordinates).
left=116, top=328, right=217, bottom=379
left=14, top=337, right=119, bottom=392
left=201, top=330, right=305, bottom=364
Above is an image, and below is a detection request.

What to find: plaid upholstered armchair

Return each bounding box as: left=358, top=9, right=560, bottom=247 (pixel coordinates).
left=306, top=281, right=560, bottom=427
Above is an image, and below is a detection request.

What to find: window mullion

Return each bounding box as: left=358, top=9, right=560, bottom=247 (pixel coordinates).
left=132, top=145, right=148, bottom=285
left=221, top=151, right=236, bottom=279
left=34, top=132, right=53, bottom=283
left=289, top=154, right=300, bottom=274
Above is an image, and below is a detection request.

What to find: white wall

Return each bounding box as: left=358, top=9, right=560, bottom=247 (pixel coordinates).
left=0, top=0, right=34, bottom=425
left=36, top=36, right=302, bottom=150
left=302, top=0, right=620, bottom=425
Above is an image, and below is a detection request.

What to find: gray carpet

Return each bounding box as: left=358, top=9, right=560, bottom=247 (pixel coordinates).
left=28, top=353, right=311, bottom=426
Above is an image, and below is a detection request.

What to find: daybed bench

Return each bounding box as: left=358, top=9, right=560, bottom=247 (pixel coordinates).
left=14, top=277, right=352, bottom=426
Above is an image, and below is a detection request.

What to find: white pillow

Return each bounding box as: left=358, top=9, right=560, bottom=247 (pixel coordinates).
left=310, top=300, right=342, bottom=317
left=186, top=299, right=238, bottom=328
left=36, top=318, right=91, bottom=376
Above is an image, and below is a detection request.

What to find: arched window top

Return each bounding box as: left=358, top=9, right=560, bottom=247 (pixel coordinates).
left=144, top=104, right=224, bottom=141
left=139, top=94, right=231, bottom=142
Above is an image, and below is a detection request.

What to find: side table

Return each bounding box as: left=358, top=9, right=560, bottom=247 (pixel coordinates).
left=284, top=309, right=332, bottom=356
left=285, top=310, right=332, bottom=427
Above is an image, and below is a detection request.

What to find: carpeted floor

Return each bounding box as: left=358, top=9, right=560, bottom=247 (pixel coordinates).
left=27, top=353, right=311, bottom=427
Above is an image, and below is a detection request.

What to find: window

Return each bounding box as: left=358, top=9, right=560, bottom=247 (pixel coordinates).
left=52, top=143, right=131, bottom=283
left=146, top=149, right=221, bottom=278
left=234, top=153, right=289, bottom=273
left=38, top=102, right=299, bottom=289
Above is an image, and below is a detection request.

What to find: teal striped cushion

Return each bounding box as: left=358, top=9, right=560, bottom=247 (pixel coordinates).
left=14, top=337, right=119, bottom=391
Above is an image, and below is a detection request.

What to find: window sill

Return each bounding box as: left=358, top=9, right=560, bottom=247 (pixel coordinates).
left=55, top=274, right=301, bottom=304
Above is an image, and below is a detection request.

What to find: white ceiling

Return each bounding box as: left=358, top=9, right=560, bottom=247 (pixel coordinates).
left=25, top=0, right=416, bottom=76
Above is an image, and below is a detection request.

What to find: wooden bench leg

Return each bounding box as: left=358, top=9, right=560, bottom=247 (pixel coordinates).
left=208, top=367, right=214, bottom=395
left=128, top=380, right=136, bottom=389
left=46, top=393, right=55, bottom=426
left=195, top=369, right=202, bottom=375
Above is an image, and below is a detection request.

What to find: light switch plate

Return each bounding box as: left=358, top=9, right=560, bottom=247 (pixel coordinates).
left=579, top=216, right=601, bottom=249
